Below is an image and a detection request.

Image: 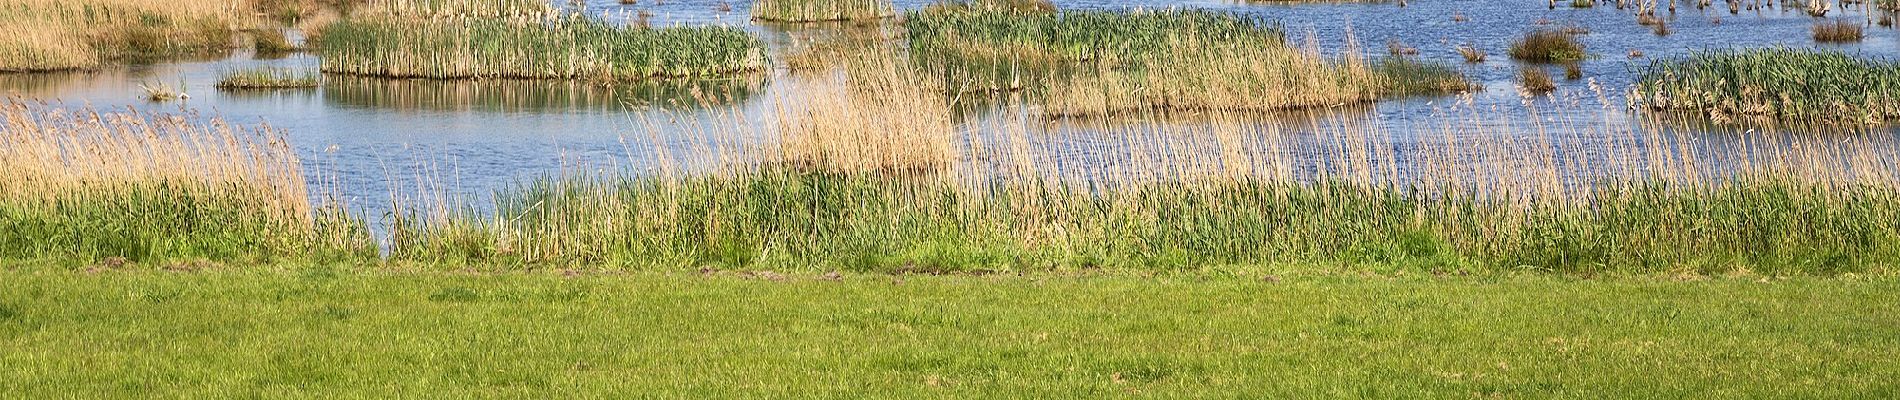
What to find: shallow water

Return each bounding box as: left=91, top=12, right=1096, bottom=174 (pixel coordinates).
left=5, top=0, right=1900, bottom=216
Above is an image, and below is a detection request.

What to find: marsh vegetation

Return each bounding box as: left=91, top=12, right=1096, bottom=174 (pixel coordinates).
left=1635, top=48, right=1900, bottom=124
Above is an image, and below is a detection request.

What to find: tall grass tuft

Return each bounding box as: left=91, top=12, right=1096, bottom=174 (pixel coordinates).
left=315, top=15, right=768, bottom=81
left=1519, top=67, right=1556, bottom=93
left=0, top=99, right=374, bottom=264
left=1813, top=20, right=1864, bottom=42
left=1508, top=30, right=1586, bottom=63
left=751, top=0, right=895, bottom=22
left=1634, top=48, right=1900, bottom=124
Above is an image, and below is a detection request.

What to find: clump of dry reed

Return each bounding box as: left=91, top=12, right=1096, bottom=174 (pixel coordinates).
left=1813, top=20, right=1864, bottom=42
left=1456, top=44, right=1487, bottom=62
left=1039, top=42, right=1387, bottom=118
left=772, top=52, right=957, bottom=172
left=1508, top=29, right=1586, bottom=63
left=1519, top=67, right=1556, bottom=93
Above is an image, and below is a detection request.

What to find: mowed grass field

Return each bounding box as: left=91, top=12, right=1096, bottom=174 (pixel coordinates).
left=1, top=268, right=1896, bottom=398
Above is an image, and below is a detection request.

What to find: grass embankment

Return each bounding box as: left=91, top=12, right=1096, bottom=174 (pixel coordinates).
left=1, top=269, right=1896, bottom=397
left=1635, top=49, right=1900, bottom=124
left=904, top=8, right=1468, bottom=117
left=314, top=15, right=767, bottom=81
left=751, top=0, right=895, bottom=22
left=0, top=0, right=248, bottom=72
left=0, top=99, right=373, bottom=264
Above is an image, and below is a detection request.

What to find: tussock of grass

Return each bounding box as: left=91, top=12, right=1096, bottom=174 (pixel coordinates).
left=1373, top=57, right=1474, bottom=96
left=315, top=15, right=767, bottom=81
left=0, top=99, right=373, bottom=263
left=1508, top=29, right=1585, bottom=63
left=1520, top=68, right=1556, bottom=93
left=1635, top=49, right=1900, bottom=124
left=216, top=68, right=320, bottom=89
left=751, top=0, right=895, bottom=22
left=1813, top=20, right=1864, bottom=42
left=251, top=29, right=297, bottom=54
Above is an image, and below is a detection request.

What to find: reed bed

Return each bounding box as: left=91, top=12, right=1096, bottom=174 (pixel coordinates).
left=216, top=67, right=321, bottom=89
left=315, top=15, right=767, bottom=81
left=751, top=0, right=895, bottom=22
left=0, top=99, right=373, bottom=263
left=351, top=0, right=548, bottom=17
left=324, top=74, right=761, bottom=111
left=771, top=51, right=957, bottom=172
left=1634, top=48, right=1900, bottom=124
left=0, top=0, right=250, bottom=72
left=382, top=98, right=1900, bottom=275
left=922, top=0, right=1057, bottom=15
left=906, top=8, right=1466, bottom=116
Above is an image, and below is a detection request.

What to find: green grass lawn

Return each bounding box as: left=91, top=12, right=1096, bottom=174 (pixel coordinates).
left=2, top=267, right=1896, bottom=398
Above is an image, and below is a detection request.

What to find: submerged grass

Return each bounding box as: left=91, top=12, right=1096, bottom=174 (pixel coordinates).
left=1635, top=48, right=1900, bottom=124
left=315, top=15, right=767, bottom=81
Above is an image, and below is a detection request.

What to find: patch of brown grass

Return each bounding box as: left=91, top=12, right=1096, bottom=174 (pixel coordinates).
left=1813, top=20, right=1864, bottom=43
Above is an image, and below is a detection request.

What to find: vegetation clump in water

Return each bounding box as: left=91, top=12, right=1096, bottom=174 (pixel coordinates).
left=216, top=67, right=321, bottom=89
left=314, top=15, right=768, bottom=81
left=1507, top=29, right=1586, bottom=63
left=1635, top=49, right=1900, bottom=124
left=905, top=8, right=1469, bottom=117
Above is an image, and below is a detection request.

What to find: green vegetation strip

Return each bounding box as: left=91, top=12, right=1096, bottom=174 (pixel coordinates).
left=0, top=269, right=1894, bottom=397
left=386, top=172, right=1900, bottom=275
left=905, top=9, right=1288, bottom=78
left=752, top=0, right=895, bottom=22
left=1635, top=48, right=1900, bottom=124
left=903, top=8, right=1466, bottom=114
left=315, top=17, right=767, bottom=81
